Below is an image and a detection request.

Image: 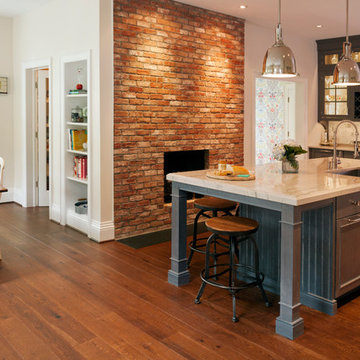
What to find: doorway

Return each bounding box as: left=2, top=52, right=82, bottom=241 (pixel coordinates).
left=23, top=59, right=52, bottom=213
left=255, top=78, right=295, bottom=165
left=35, top=69, right=49, bottom=206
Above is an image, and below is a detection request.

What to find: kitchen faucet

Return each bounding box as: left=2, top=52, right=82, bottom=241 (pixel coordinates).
left=332, top=120, right=359, bottom=169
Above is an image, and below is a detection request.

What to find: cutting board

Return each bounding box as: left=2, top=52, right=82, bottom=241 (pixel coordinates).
left=206, top=171, right=256, bottom=181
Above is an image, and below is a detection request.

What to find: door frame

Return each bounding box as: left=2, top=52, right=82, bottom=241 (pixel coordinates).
left=21, top=58, right=52, bottom=215
left=251, top=73, right=308, bottom=166
left=36, top=69, right=49, bottom=206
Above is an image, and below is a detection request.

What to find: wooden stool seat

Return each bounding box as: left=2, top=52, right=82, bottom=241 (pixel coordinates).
left=194, top=197, right=237, bottom=211
left=205, top=216, right=259, bottom=237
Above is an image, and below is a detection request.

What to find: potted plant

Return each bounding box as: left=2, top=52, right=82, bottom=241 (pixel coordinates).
left=273, top=140, right=307, bottom=173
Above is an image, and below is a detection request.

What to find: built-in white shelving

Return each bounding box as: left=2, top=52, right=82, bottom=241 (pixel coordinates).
left=66, top=149, right=88, bottom=155
left=67, top=176, right=88, bottom=185
left=67, top=94, right=88, bottom=98
left=61, top=52, right=90, bottom=235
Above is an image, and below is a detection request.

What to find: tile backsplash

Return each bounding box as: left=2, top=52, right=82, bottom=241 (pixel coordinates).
left=328, top=121, right=360, bottom=144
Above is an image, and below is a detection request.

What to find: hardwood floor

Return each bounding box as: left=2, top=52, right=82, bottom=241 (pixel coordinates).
left=0, top=203, right=359, bottom=359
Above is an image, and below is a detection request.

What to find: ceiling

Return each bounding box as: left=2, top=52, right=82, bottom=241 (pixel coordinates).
left=176, top=0, right=360, bottom=40
left=0, top=0, right=53, bottom=17
left=1, top=0, right=360, bottom=41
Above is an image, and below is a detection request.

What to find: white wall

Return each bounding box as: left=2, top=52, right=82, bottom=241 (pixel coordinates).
left=0, top=17, right=14, bottom=202
left=12, top=0, right=114, bottom=240
left=244, top=22, right=318, bottom=166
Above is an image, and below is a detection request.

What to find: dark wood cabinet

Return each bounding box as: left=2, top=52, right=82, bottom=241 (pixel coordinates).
left=317, top=36, right=360, bottom=123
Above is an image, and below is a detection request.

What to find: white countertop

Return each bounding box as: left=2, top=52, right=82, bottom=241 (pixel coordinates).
left=166, top=158, right=360, bottom=206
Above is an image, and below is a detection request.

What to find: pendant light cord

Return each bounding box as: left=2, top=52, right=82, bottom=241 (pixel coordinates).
left=278, top=0, right=281, bottom=25
left=346, top=0, right=349, bottom=43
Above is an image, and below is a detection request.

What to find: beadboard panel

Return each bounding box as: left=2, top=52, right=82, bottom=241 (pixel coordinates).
left=237, top=202, right=336, bottom=313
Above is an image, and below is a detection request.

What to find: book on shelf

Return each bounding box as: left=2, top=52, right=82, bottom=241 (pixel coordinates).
left=73, top=156, right=88, bottom=180
left=67, top=129, right=87, bottom=151
left=68, top=89, right=87, bottom=95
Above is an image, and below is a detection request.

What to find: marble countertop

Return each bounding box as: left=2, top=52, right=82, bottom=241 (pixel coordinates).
left=167, top=158, right=360, bottom=206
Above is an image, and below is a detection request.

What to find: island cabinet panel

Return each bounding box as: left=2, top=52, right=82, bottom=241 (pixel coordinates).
left=238, top=202, right=336, bottom=315
left=301, top=204, right=336, bottom=315
left=237, top=205, right=281, bottom=294
left=336, top=192, right=360, bottom=297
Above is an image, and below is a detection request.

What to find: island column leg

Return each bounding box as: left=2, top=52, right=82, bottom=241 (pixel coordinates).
left=168, top=183, right=190, bottom=286
left=276, top=205, right=304, bottom=340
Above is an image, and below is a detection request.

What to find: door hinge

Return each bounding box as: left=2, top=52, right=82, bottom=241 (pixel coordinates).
left=35, top=131, right=38, bottom=139
left=288, top=97, right=290, bottom=103
left=35, top=180, right=39, bottom=188
left=35, top=81, right=38, bottom=89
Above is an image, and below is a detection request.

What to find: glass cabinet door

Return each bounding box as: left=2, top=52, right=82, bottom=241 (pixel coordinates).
left=324, top=75, right=348, bottom=116
left=324, top=54, right=339, bottom=65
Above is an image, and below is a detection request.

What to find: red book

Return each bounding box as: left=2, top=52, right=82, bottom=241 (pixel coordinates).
left=73, top=156, right=78, bottom=177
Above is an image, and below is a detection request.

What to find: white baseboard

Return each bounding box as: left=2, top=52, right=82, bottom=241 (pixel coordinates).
left=66, top=209, right=89, bottom=235
left=50, top=203, right=61, bottom=223
left=66, top=209, right=114, bottom=243
left=89, top=220, right=115, bottom=243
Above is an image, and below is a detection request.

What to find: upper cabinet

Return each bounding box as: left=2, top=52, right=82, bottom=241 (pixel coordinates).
left=317, top=36, right=360, bottom=122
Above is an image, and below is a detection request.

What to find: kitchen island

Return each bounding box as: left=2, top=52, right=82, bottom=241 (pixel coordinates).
left=166, top=158, right=360, bottom=340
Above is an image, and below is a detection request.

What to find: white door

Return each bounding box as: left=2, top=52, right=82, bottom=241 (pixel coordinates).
left=37, top=69, right=49, bottom=206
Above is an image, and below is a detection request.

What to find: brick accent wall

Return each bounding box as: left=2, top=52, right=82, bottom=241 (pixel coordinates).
left=114, top=0, right=245, bottom=240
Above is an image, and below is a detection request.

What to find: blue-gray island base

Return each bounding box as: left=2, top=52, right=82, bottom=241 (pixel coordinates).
left=166, top=159, right=360, bottom=340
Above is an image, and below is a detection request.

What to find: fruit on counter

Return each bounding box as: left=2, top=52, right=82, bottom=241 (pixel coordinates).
left=232, top=166, right=250, bottom=175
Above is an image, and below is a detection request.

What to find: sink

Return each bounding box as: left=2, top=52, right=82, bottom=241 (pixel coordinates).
left=333, top=168, right=360, bottom=177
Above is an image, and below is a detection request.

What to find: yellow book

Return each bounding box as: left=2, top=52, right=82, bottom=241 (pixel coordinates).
left=72, top=130, right=87, bottom=151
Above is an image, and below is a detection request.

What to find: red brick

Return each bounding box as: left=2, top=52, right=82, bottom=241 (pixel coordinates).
left=114, top=0, right=244, bottom=240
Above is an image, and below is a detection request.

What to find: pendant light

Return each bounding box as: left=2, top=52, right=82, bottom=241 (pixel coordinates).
left=333, top=0, right=360, bottom=86
left=262, top=0, right=297, bottom=78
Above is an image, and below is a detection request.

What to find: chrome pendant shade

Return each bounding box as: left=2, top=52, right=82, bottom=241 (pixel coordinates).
left=333, top=0, right=360, bottom=86
left=262, top=0, right=297, bottom=78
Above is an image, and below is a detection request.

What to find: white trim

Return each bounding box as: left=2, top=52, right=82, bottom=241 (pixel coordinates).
left=50, top=203, right=61, bottom=223
left=60, top=51, right=92, bottom=234
left=252, top=73, right=309, bottom=166
left=89, top=220, right=115, bottom=243
left=21, top=58, right=53, bottom=212
left=66, top=209, right=89, bottom=235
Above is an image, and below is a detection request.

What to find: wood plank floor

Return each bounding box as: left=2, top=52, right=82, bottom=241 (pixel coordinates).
left=0, top=203, right=359, bottom=359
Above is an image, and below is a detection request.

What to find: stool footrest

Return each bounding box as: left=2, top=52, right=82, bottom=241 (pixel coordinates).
left=200, top=265, right=263, bottom=292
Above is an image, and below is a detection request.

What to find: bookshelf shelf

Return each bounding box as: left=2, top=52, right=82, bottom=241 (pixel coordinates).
left=67, top=176, right=87, bottom=185
left=67, top=122, right=88, bottom=127
left=66, top=149, right=87, bottom=155
left=61, top=52, right=90, bottom=237
left=67, top=94, right=88, bottom=98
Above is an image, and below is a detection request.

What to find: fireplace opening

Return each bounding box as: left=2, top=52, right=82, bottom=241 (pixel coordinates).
left=164, top=150, right=209, bottom=203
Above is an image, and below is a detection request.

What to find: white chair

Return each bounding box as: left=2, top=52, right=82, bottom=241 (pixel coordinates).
left=0, top=157, right=4, bottom=260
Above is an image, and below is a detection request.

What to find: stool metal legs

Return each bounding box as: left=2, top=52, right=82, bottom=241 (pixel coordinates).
left=249, top=236, right=271, bottom=307
left=194, top=233, right=217, bottom=304
left=230, top=236, right=239, bottom=322
left=188, top=209, right=233, bottom=268
left=195, top=233, right=270, bottom=322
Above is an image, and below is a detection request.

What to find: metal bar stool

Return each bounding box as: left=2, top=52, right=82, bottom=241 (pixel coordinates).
left=187, top=197, right=237, bottom=268
left=195, top=215, right=271, bottom=322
